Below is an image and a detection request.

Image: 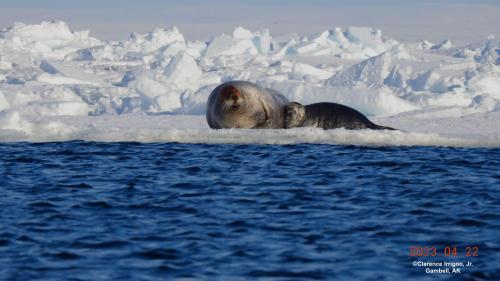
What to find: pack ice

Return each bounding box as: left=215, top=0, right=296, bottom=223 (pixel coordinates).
left=0, top=21, right=499, bottom=146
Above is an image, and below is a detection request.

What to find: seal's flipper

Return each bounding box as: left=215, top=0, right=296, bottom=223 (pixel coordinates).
left=373, top=125, right=397, bottom=130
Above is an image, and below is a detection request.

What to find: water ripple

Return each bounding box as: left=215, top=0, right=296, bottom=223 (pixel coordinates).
left=0, top=142, right=498, bottom=280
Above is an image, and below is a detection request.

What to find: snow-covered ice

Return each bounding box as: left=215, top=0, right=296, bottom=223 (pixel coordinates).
left=0, top=21, right=499, bottom=147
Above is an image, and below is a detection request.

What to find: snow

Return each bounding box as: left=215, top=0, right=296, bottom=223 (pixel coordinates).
left=326, top=52, right=393, bottom=87
left=291, top=63, right=334, bottom=81
left=432, top=39, right=454, bottom=50
left=0, top=21, right=101, bottom=61
left=0, top=21, right=499, bottom=147
left=163, top=52, right=202, bottom=90
left=466, top=63, right=500, bottom=98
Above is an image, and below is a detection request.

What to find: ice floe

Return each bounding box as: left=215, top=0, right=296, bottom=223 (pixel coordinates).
left=0, top=21, right=499, bottom=146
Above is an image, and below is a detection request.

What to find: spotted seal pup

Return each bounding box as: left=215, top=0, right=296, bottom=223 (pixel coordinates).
left=284, top=102, right=396, bottom=130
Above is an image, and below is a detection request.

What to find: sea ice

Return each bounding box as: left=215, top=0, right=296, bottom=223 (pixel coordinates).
left=0, top=21, right=499, bottom=146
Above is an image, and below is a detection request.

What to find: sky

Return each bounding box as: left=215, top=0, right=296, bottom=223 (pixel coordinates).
left=0, top=0, right=499, bottom=44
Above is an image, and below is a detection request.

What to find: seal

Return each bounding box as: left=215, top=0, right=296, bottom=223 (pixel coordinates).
left=206, top=81, right=289, bottom=129
left=284, top=102, right=396, bottom=130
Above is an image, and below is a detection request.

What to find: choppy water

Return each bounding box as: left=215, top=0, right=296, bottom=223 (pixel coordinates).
left=0, top=142, right=499, bottom=281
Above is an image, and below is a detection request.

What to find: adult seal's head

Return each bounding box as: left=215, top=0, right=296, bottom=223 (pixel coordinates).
left=206, top=81, right=289, bottom=129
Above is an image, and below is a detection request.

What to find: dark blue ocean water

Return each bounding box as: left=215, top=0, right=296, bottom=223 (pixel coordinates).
left=0, top=142, right=499, bottom=281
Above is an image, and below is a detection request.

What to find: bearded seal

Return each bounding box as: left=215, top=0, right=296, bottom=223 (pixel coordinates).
left=206, top=81, right=289, bottom=129
left=285, top=102, right=396, bottom=130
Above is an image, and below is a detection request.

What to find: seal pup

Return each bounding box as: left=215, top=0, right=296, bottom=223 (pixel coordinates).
left=206, top=81, right=289, bottom=129
left=285, top=102, right=395, bottom=130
